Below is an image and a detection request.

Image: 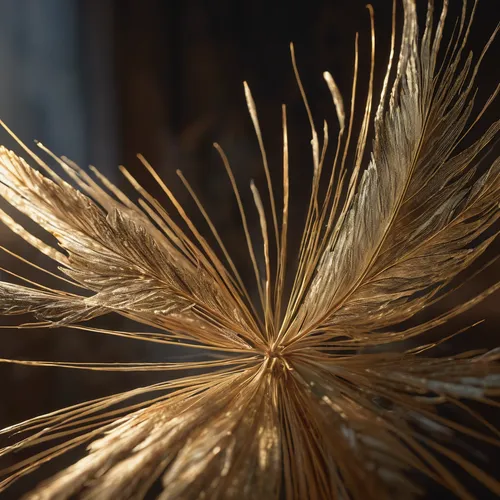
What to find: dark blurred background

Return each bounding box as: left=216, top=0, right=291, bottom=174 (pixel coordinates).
left=0, top=0, right=498, bottom=498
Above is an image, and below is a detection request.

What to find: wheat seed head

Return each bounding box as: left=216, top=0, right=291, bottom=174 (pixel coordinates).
left=0, top=0, right=499, bottom=498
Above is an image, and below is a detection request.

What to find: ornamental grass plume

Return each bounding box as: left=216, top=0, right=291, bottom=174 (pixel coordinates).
left=0, top=0, right=499, bottom=498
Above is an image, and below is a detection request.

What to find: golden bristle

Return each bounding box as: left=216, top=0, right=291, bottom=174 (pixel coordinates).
left=0, top=1, right=499, bottom=498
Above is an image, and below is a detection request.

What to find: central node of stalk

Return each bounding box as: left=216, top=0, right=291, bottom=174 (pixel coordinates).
left=265, top=346, right=283, bottom=360
left=264, top=346, right=289, bottom=377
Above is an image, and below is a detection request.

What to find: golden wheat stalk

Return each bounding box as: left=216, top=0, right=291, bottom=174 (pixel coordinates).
left=0, top=0, right=499, bottom=498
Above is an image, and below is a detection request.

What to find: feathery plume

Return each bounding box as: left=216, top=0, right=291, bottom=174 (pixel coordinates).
left=0, top=0, right=499, bottom=498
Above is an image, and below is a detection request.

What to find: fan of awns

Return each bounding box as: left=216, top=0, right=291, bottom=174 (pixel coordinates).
left=0, top=0, right=499, bottom=498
